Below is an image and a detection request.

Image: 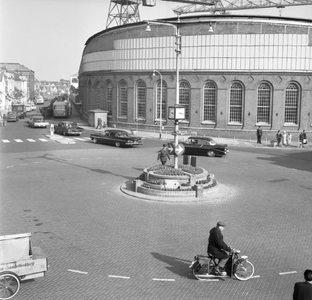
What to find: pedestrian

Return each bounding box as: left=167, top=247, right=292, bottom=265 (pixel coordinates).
left=299, top=130, right=307, bottom=148
left=293, top=269, right=312, bottom=300
left=276, top=130, right=282, bottom=146
left=157, top=144, right=171, bottom=166
left=96, top=117, right=102, bottom=129
left=287, top=132, right=292, bottom=147
left=256, top=126, right=262, bottom=144
left=282, top=130, right=287, bottom=146
left=2, top=114, right=7, bottom=126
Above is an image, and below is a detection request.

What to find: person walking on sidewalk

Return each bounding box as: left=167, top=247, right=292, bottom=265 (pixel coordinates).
left=287, top=132, right=292, bottom=147
left=96, top=117, right=103, bottom=129
left=299, top=130, right=307, bottom=148
left=276, top=130, right=282, bottom=146
left=157, top=144, right=171, bottom=166
left=256, top=126, right=262, bottom=144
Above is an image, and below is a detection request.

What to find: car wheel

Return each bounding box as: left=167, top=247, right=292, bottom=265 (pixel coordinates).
left=93, top=138, right=97, bottom=144
left=207, top=151, right=216, bottom=157
left=115, top=142, right=121, bottom=147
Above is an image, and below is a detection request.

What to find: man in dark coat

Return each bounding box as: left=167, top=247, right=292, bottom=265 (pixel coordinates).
left=157, top=144, right=171, bottom=166
left=257, top=126, right=262, bottom=144
left=293, top=269, right=312, bottom=300
left=207, top=221, right=232, bottom=276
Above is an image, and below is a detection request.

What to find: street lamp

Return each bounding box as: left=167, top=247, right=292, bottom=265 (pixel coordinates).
left=146, top=21, right=181, bottom=169
left=152, top=70, right=163, bottom=139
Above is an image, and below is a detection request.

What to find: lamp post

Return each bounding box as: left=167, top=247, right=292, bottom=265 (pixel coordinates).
left=153, top=70, right=163, bottom=139
left=146, top=21, right=181, bottom=169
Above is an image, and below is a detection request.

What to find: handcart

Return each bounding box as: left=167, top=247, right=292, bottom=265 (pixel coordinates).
left=0, top=233, right=48, bottom=299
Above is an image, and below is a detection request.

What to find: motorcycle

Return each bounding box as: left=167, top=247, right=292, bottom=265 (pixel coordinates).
left=189, top=249, right=254, bottom=281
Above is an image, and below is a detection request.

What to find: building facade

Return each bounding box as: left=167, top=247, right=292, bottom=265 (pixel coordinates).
left=78, top=15, right=312, bottom=138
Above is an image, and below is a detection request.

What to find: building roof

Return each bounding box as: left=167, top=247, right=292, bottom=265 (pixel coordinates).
left=0, top=63, right=34, bottom=73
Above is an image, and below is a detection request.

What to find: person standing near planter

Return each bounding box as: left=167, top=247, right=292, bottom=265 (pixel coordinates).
left=157, top=144, right=171, bottom=166
left=256, top=126, right=262, bottom=144
left=299, top=130, right=308, bottom=148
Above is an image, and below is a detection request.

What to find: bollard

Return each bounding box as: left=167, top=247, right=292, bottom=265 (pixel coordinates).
left=195, top=185, right=204, bottom=198
left=183, top=155, right=191, bottom=165
left=50, top=124, right=54, bottom=136
left=191, top=156, right=197, bottom=167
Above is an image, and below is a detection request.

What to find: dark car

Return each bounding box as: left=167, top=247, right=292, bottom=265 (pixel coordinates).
left=90, top=129, right=143, bottom=147
left=179, top=136, right=229, bottom=157
left=54, top=121, right=84, bottom=136
left=7, top=112, right=19, bottom=122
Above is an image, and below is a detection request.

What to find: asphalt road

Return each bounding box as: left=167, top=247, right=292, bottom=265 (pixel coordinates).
left=1, top=115, right=312, bottom=300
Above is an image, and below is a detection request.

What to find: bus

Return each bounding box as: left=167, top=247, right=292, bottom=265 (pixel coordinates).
left=52, top=100, right=70, bottom=118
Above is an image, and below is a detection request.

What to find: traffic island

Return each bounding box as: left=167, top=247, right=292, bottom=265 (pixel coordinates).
left=120, top=165, right=219, bottom=202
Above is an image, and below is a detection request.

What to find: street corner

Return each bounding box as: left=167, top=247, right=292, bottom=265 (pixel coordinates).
left=45, top=134, right=76, bottom=144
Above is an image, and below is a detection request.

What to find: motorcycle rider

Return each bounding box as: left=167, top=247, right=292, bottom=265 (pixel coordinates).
left=207, top=221, right=232, bottom=276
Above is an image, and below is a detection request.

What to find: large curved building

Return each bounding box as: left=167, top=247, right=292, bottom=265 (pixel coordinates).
left=79, top=14, right=312, bottom=138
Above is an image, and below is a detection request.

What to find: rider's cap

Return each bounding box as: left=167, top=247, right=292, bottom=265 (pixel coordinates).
left=217, top=221, right=226, bottom=227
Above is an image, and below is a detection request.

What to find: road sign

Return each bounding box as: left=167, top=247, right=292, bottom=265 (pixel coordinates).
left=167, top=143, right=175, bottom=155
left=175, top=143, right=185, bottom=156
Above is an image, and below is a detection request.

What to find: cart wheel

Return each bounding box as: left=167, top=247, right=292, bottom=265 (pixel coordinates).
left=233, top=260, right=254, bottom=281
left=0, top=272, right=20, bottom=299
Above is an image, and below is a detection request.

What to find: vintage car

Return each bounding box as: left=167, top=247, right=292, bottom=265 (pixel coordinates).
left=179, top=136, right=229, bottom=157
left=28, top=116, right=49, bottom=128
left=90, top=129, right=143, bottom=147
left=7, top=111, right=19, bottom=122
left=54, top=121, right=84, bottom=136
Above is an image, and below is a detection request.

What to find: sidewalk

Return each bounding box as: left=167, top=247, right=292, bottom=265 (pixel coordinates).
left=62, top=105, right=306, bottom=149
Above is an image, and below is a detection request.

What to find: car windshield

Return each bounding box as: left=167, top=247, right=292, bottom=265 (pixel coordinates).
left=33, top=117, right=44, bottom=121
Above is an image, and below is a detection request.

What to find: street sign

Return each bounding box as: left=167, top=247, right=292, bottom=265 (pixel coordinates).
left=175, top=143, right=185, bottom=156
left=167, top=143, right=175, bottom=155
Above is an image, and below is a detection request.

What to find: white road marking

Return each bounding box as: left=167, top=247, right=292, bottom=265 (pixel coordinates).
left=68, top=269, right=88, bottom=275
left=14, top=139, right=23, bottom=143
left=74, top=137, right=87, bottom=141
left=152, top=278, right=175, bottom=282
left=108, top=275, right=130, bottom=279
left=2, top=140, right=10, bottom=143
left=38, top=138, right=48, bottom=142
left=251, top=275, right=261, bottom=278
left=279, top=271, right=297, bottom=275
left=27, top=139, right=36, bottom=142
left=6, top=166, right=14, bottom=168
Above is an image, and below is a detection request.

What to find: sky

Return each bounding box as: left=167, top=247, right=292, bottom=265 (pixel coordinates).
left=0, top=0, right=311, bottom=81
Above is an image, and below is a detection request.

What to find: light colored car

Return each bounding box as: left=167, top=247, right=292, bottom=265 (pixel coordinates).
left=28, top=116, right=49, bottom=128
left=35, top=96, right=44, bottom=105
left=25, top=104, right=32, bottom=112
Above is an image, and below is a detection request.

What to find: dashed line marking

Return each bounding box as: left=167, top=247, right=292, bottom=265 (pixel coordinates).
left=252, top=275, right=261, bottom=278
left=38, top=138, right=48, bottom=142
left=108, top=275, right=130, bottom=279
left=279, top=271, right=297, bottom=275
left=27, top=139, right=36, bottom=142
left=68, top=269, right=88, bottom=275
left=6, top=166, right=14, bottom=168
left=152, top=278, right=175, bottom=282
left=2, top=140, right=10, bottom=143
left=14, top=139, right=23, bottom=143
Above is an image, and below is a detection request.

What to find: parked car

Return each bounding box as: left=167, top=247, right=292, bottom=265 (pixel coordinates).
left=28, top=116, right=49, bottom=128
left=7, top=112, right=19, bottom=122
left=90, top=129, right=143, bottom=147
left=176, top=136, right=229, bottom=157
left=25, top=104, right=32, bottom=112
left=35, top=96, right=44, bottom=105
left=54, top=121, right=84, bottom=136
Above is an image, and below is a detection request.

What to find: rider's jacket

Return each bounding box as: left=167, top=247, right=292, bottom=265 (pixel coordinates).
left=207, top=226, right=231, bottom=259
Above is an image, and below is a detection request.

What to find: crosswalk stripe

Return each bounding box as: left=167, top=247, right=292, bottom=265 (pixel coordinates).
left=2, top=140, right=10, bottom=143
left=38, top=138, right=48, bottom=142
left=14, top=139, right=23, bottom=143
left=27, top=139, right=36, bottom=142
left=74, top=137, right=87, bottom=141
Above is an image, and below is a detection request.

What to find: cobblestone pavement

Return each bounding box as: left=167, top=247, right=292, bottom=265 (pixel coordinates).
left=1, top=138, right=311, bottom=300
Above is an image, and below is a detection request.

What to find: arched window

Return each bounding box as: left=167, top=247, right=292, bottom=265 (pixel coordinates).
left=106, top=80, right=113, bottom=116
left=118, top=80, right=127, bottom=117
left=179, top=81, right=190, bottom=120
left=96, top=81, right=100, bottom=109
left=136, top=80, right=146, bottom=119
left=229, top=82, right=243, bottom=123
left=156, top=80, right=167, bottom=121
left=203, top=81, right=216, bottom=122
left=284, top=83, right=299, bottom=124
left=257, top=83, right=271, bottom=123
